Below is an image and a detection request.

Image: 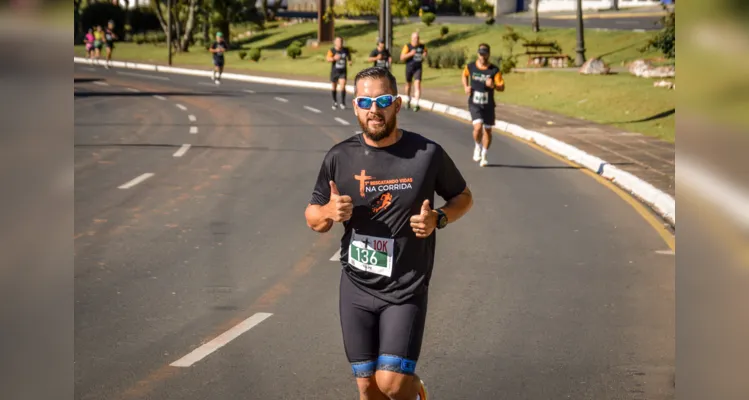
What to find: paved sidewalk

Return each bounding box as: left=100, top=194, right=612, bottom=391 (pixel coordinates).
left=422, top=89, right=675, bottom=198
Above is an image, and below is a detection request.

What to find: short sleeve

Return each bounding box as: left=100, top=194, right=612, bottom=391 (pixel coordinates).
left=462, top=66, right=469, bottom=78
left=401, top=45, right=409, bottom=55
left=370, top=49, right=378, bottom=57
left=435, top=146, right=467, bottom=201
left=326, top=49, right=333, bottom=58
left=310, top=152, right=336, bottom=206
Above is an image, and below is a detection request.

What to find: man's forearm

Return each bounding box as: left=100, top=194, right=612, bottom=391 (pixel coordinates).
left=439, top=187, right=473, bottom=226
left=305, top=204, right=333, bottom=232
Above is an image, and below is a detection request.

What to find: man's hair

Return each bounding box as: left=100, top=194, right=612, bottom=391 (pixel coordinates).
left=354, top=67, right=398, bottom=97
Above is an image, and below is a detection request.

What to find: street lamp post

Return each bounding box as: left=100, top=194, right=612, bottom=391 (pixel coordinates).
left=379, top=0, right=392, bottom=53
left=574, top=0, right=586, bottom=66
left=167, top=0, right=172, bottom=65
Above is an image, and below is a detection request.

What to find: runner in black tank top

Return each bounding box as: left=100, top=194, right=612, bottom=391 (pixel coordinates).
left=305, top=67, right=473, bottom=400
left=326, top=37, right=353, bottom=110
left=399, top=32, right=428, bottom=111
left=461, top=43, right=505, bottom=167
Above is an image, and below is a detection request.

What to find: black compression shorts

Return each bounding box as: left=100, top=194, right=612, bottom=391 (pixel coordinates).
left=469, top=104, right=496, bottom=127
left=405, top=65, right=422, bottom=83
left=339, top=270, right=428, bottom=378
left=331, top=69, right=347, bottom=82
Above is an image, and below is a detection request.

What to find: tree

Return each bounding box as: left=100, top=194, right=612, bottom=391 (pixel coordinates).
left=151, top=0, right=201, bottom=52
left=532, top=0, right=539, bottom=32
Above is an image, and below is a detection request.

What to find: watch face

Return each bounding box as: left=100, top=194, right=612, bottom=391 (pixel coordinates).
left=438, top=212, right=447, bottom=229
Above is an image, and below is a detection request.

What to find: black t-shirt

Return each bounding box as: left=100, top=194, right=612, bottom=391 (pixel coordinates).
left=104, top=29, right=115, bottom=44
left=309, top=130, right=467, bottom=304
left=211, top=41, right=228, bottom=60
left=402, top=43, right=426, bottom=68
left=328, top=47, right=351, bottom=71
left=465, top=62, right=502, bottom=108
left=370, top=48, right=391, bottom=69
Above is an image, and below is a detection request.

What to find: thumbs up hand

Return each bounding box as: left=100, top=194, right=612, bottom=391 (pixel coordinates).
left=326, top=181, right=353, bottom=223
left=410, top=199, right=438, bottom=238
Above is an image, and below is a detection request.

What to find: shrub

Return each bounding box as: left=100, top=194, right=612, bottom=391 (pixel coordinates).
left=421, top=12, right=436, bottom=26
left=249, top=48, right=262, bottom=62
left=286, top=44, right=302, bottom=59
left=485, top=17, right=495, bottom=25
left=291, top=40, right=305, bottom=48
left=640, top=10, right=675, bottom=59
left=459, top=0, right=475, bottom=16
left=238, top=50, right=248, bottom=60
left=474, top=0, right=494, bottom=14
left=427, top=47, right=466, bottom=69
left=500, top=56, right=517, bottom=74
left=440, top=26, right=449, bottom=38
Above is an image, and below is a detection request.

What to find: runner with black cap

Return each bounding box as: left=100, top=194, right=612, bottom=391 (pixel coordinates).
left=462, top=43, right=505, bottom=167
left=369, top=39, right=392, bottom=70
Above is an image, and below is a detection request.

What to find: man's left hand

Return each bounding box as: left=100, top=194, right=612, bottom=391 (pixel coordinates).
left=410, top=200, right=437, bottom=238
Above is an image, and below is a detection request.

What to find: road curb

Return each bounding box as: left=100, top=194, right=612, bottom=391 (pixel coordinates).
left=74, top=57, right=676, bottom=226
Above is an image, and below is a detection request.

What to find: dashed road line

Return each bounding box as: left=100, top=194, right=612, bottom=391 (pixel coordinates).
left=189, top=126, right=198, bottom=134
left=170, top=313, right=273, bottom=367
left=118, top=173, right=154, bottom=189
left=243, top=89, right=255, bottom=94
left=173, top=144, right=191, bottom=158
left=274, top=97, right=289, bottom=103
left=334, top=117, right=350, bottom=126
left=656, top=250, right=675, bottom=256
left=188, top=115, right=197, bottom=122
left=304, top=106, right=322, bottom=114
left=126, top=88, right=140, bottom=93
left=176, top=104, right=188, bottom=111
left=117, top=71, right=170, bottom=81
left=330, top=249, right=340, bottom=261
left=153, top=95, right=167, bottom=101
left=93, top=81, right=109, bottom=86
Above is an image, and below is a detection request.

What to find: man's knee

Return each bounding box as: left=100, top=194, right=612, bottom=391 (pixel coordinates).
left=375, top=370, right=415, bottom=399
left=356, top=376, right=377, bottom=396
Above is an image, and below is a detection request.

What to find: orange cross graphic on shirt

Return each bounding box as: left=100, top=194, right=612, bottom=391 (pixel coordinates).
left=354, top=169, right=373, bottom=197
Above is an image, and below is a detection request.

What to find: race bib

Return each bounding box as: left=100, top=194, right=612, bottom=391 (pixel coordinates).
left=473, top=91, right=489, bottom=105
left=348, top=231, right=394, bottom=277
left=336, top=55, right=347, bottom=69
left=413, top=52, right=423, bottom=62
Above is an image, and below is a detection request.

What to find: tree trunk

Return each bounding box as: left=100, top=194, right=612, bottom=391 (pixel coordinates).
left=532, top=0, right=540, bottom=32
left=179, top=0, right=199, bottom=51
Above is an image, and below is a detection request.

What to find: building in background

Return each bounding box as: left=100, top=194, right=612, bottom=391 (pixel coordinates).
left=492, top=0, right=660, bottom=14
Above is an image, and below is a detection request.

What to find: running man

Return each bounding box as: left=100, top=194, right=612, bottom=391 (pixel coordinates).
left=305, top=67, right=474, bottom=400
left=369, top=39, right=392, bottom=70
left=462, top=43, right=504, bottom=167
left=326, top=36, right=353, bottom=110
left=209, top=32, right=228, bottom=85
left=93, top=26, right=104, bottom=62
left=400, top=32, right=427, bottom=111
left=103, top=21, right=118, bottom=69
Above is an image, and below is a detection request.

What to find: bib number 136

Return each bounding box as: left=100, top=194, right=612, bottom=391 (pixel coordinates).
left=348, top=231, right=394, bottom=277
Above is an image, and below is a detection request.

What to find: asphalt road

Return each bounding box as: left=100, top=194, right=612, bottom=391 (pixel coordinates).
left=74, top=64, right=674, bottom=400
left=277, top=11, right=663, bottom=31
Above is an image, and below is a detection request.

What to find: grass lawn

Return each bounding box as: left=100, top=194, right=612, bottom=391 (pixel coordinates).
left=74, top=20, right=674, bottom=141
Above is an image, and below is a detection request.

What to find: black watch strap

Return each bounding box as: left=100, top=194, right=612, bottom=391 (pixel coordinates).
left=436, top=209, right=448, bottom=229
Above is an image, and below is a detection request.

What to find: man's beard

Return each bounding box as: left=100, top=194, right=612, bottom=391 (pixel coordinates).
left=358, top=113, right=396, bottom=142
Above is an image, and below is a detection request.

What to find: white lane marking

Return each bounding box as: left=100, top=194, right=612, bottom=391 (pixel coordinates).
left=153, top=95, right=167, bottom=101
left=633, top=29, right=646, bottom=33
left=126, top=88, right=140, bottom=92
left=173, top=144, right=191, bottom=158
left=656, top=250, right=675, bottom=256
left=274, top=97, right=289, bottom=103
left=243, top=89, right=255, bottom=94
left=118, top=173, right=154, bottom=189
left=334, top=117, right=350, bottom=126
left=189, top=126, right=198, bottom=134
left=198, top=82, right=218, bottom=86
left=330, top=249, right=340, bottom=261
left=83, top=67, right=96, bottom=72
left=117, top=71, right=170, bottom=81
left=93, top=81, right=109, bottom=86
left=304, top=106, right=322, bottom=114
left=170, top=312, right=273, bottom=367
left=176, top=104, right=188, bottom=111
left=188, top=115, right=197, bottom=122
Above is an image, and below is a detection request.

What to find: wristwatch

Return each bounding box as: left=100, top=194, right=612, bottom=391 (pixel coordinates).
left=435, top=208, right=448, bottom=229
